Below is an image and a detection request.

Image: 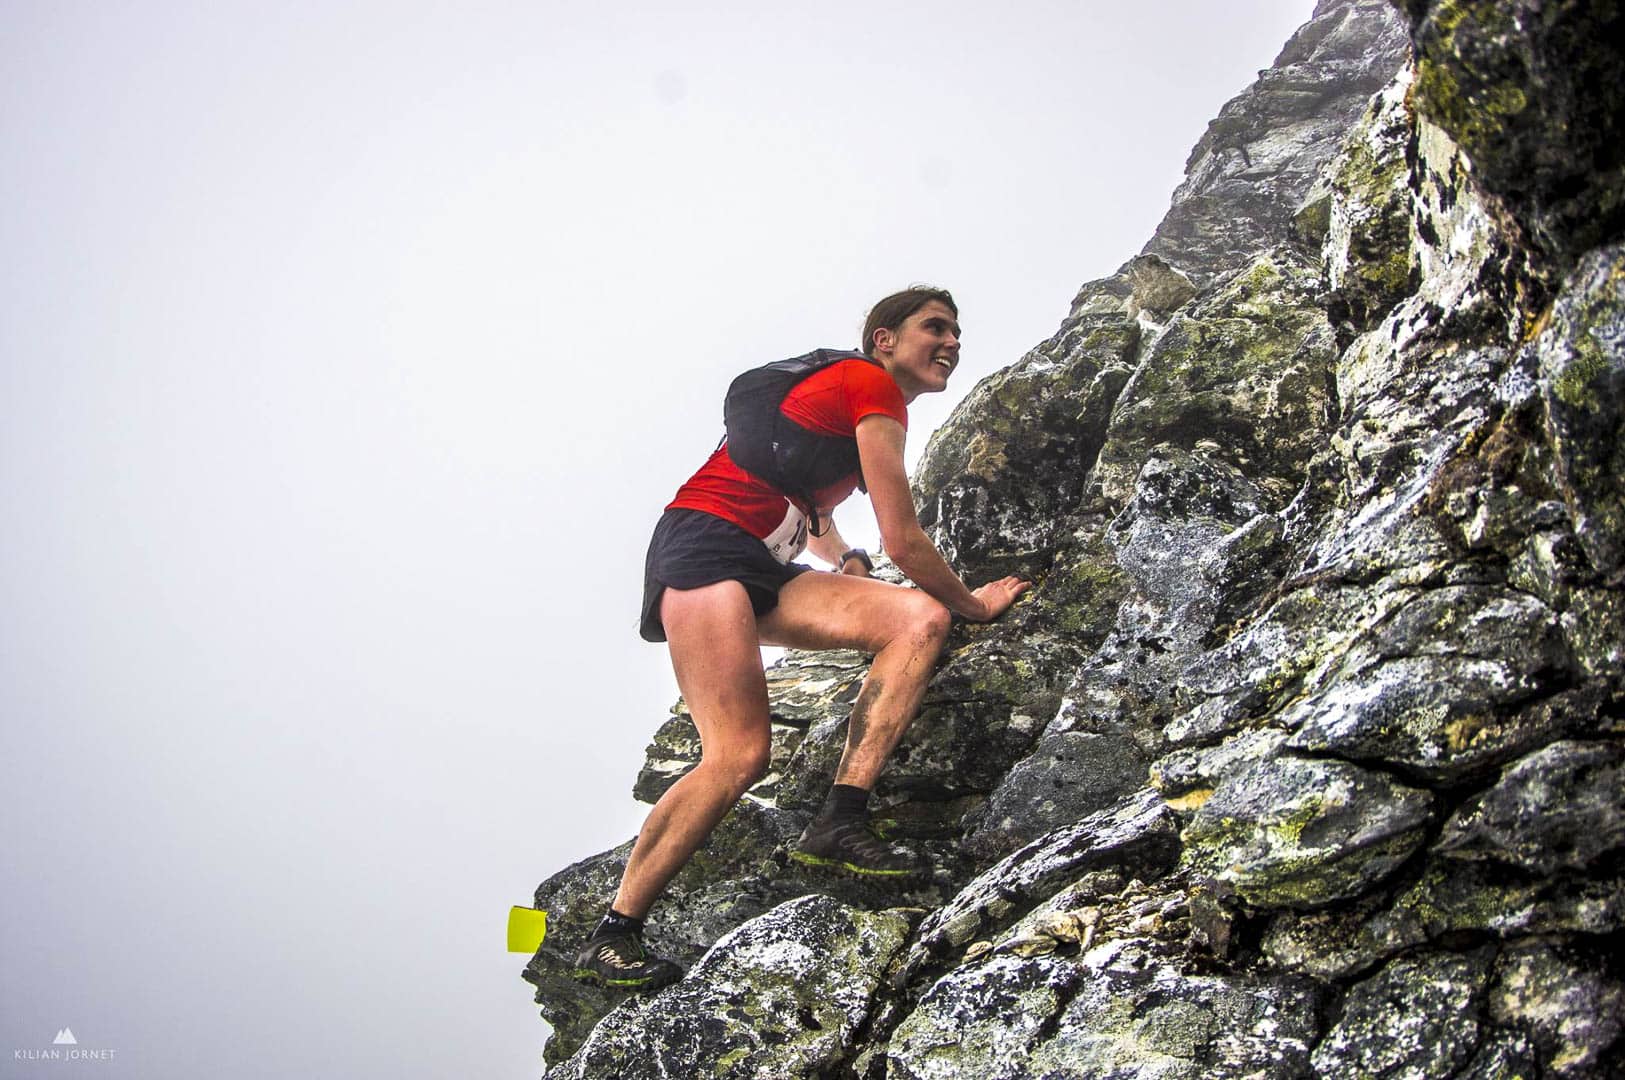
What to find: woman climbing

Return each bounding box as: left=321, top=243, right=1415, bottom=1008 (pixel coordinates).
left=575, top=286, right=1030, bottom=991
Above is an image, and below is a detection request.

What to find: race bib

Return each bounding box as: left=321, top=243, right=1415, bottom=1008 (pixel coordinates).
left=761, top=501, right=809, bottom=565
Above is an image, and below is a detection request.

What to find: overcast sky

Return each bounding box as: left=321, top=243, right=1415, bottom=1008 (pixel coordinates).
left=2, top=2, right=1315, bottom=1076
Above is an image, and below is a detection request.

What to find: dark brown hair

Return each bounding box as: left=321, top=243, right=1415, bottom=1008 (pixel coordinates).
left=860, top=286, right=957, bottom=356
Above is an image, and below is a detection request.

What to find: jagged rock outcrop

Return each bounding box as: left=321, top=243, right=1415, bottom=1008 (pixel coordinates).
left=547, top=896, right=911, bottom=1080
left=523, top=0, right=1624, bottom=1074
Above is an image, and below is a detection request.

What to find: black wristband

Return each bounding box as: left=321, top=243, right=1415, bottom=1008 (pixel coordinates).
left=839, top=548, right=874, bottom=573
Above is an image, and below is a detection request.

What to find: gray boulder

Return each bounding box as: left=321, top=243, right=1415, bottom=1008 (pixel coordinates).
left=1310, top=949, right=1494, bottom=1079
left=1180, top=755, right=1435, bottom=909
left=1437, top=739, right=1625, bottom=875
left=545, top=895, right=909, bottom=1080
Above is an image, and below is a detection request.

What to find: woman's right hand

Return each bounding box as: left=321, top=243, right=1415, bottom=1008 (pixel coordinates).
left=968, top=576, right=1031, bottom=621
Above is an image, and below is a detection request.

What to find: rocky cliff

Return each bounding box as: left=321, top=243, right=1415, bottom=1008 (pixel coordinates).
left=523, top=1, right=1625, bottom=1075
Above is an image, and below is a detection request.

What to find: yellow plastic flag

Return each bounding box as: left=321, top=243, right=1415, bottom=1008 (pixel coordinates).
left=507, top=907, right=548, bottom=952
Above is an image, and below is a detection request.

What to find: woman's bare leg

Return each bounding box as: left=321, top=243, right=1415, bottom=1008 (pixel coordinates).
left=757, top=572, right=951, bottom=791
left=612, top=580, right=772, bottom=919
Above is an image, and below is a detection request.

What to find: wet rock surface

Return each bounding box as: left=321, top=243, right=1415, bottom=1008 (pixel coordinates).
left=525, top=1, right=1624, bottom=1074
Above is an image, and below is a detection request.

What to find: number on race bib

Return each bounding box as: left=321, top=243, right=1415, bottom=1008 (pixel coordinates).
left=761, top=501, right=809, bottom=565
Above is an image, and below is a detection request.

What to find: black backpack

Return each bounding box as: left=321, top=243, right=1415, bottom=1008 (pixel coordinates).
left=722, top=349, right=880, bottom=534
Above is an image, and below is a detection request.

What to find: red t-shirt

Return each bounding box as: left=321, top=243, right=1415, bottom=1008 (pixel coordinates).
left=668, top=358, right=909, bottom=539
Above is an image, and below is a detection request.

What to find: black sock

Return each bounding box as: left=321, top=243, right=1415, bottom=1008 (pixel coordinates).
left=820, top=783, right=870, bottom=823
left=595, top=907, right=645, bottom=938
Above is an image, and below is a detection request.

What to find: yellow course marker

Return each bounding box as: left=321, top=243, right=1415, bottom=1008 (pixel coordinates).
left=507, top=906, right=548, bottom=952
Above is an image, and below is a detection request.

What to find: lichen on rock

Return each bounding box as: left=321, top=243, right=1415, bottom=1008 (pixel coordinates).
left=1310, top=949, right=1494, bottom=1078
left=1180, top=755, right=1435, bottom=909
left=546, top=895, right=910, bottom=1080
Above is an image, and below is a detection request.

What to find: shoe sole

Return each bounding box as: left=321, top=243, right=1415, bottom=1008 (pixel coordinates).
left=789, top=849, right=920, bottom=878
left=569, top=967, right=679, bottom=991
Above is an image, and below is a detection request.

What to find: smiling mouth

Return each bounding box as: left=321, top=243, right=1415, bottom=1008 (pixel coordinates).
left=932, top=357, right=956, bottom=371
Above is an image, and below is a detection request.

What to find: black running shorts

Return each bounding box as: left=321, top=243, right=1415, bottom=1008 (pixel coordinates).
left=639, top=508, right=813, bottom=643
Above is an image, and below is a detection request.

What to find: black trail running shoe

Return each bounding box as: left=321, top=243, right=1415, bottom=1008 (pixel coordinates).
left=572, top=930, right=682, bottom=992
left=791, top=816, right=926, bottom=878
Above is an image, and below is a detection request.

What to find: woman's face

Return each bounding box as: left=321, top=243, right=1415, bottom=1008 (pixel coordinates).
left=876, top=300, right=961, bottom=402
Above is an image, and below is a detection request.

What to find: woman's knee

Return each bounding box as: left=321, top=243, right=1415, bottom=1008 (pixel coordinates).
left=909, top=594, right=952, bottom=648
left=870, top=591, right=951, bottom=654
left=699, top=740, right=772, bottom=796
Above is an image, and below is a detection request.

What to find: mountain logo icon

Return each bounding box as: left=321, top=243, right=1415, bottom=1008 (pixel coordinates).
left=53, top=1028, right=77, bottom=1045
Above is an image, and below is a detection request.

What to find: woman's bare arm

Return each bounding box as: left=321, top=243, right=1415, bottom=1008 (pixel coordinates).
left=855, top=415, right=1028, bottom=620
